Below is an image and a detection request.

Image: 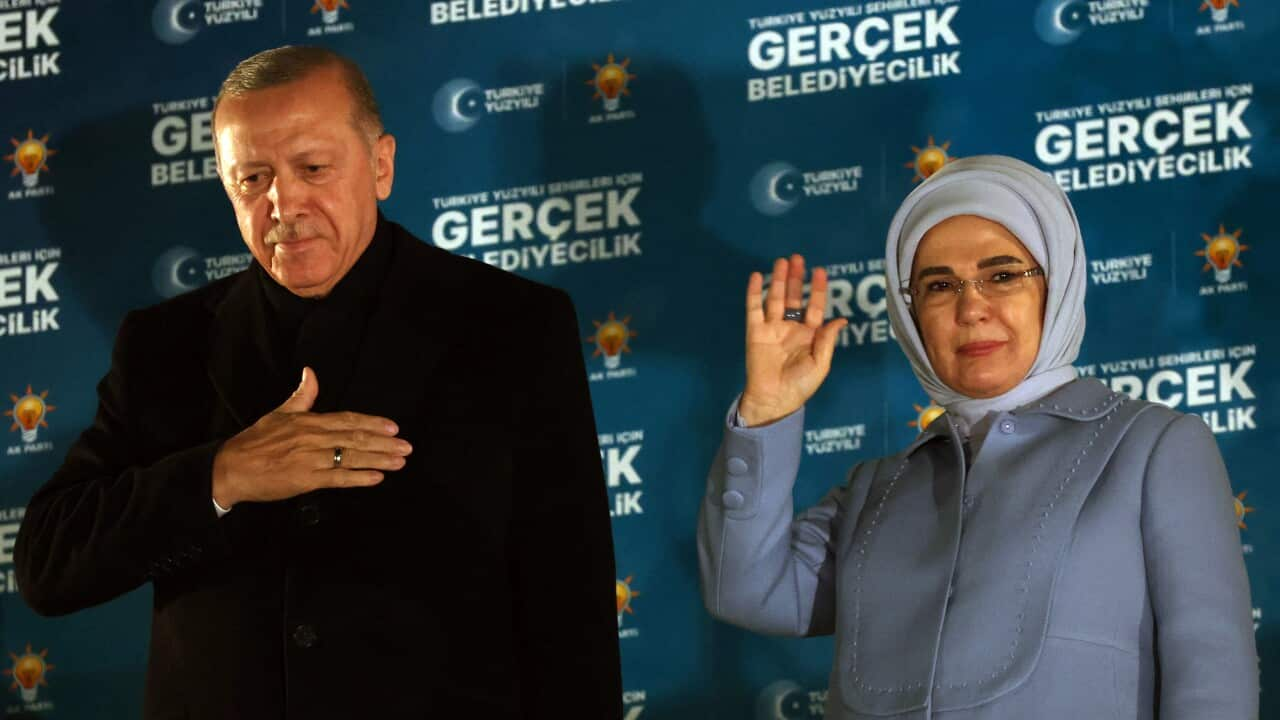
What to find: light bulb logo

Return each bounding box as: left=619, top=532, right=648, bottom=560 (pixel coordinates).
left=1195, top=223, right=1248, bottom=284
left=311, top=0, right=349, bottom=24
left=615, top=575, right=640, bottom=628
left=1234, top=491, right=1255, bottom=530
left=908, top=402, right=945, bottom=432
left=1200, top=0, right=1239, bottom=23
left=3, top=645, right=54, bottom=704
left=586, top=312, right=637, bottom=370
left=904, top=136, right=953, bottom=183
left=5, top=130, right=56, bottom=189
left=5, top=385, right=55, bottom=444
left=586, top=53, right=636, bottom=112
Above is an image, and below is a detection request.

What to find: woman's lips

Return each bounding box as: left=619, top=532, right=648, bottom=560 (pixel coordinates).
left=957, top=341, right=1007, bottom=357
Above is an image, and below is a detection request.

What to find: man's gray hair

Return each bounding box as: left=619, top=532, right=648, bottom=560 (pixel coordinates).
left=213, top=45, right=384, bottom=141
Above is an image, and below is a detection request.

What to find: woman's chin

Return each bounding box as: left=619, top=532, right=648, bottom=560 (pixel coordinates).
left=949, top=374, right=1021, bottom=400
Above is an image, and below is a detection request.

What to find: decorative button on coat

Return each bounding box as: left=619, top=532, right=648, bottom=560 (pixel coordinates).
left=292, top=624, right=318, bottom=649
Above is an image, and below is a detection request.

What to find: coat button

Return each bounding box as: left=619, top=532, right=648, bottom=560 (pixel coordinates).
left=999, top=419, right=1016, bottom=434
left=299, top=503, right=321, bottom=527
left=726, top=457, right=749, bottom=475
left=721, top=490, right=745, bottom=510
left=292, top=624, right=318, bottom=649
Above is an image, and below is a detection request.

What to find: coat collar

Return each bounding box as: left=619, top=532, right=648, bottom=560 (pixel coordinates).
left=205, top=220, right=451, bottom=429
left=903, top=378, right=1125, bottom=455
left=1012, top=377, right=1125, bottom=421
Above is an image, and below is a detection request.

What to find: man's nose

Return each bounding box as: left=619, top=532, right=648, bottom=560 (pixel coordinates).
left=267, top=172, right=306, bottom=223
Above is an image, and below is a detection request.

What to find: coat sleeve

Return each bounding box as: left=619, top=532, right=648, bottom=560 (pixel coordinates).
left=14, top=310, right=226, bottom=617
left=1141, top=413, right=1258, bottom=719
left=697, top=397, right=867, bottom=637
left=508, top=289, right=622, bottom=720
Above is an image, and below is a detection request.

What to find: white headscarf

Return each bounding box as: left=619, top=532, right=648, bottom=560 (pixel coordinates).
left=884, top=155, right=1087, bottom=434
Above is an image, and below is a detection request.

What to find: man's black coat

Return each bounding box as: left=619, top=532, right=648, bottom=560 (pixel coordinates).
left=13, top=220, right=623, bottom=719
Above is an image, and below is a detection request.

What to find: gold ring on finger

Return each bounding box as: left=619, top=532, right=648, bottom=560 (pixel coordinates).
left=333, top=447, right=344, bottom=468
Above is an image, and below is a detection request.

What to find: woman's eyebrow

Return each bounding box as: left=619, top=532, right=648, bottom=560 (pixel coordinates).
left=915, top=265, right=954, bottom=279
left=976, top=255, right=1024, bottom=269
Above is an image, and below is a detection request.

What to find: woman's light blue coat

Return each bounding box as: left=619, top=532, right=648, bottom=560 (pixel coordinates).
left=698, top=378, right=1258, bottom=719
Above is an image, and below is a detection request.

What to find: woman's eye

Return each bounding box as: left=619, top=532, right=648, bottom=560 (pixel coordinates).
left=925, top=280, right=955, bottom=293
left=989, top=271, right=1015, bottom=283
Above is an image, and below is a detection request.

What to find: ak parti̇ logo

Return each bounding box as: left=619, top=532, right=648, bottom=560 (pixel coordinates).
left=1234, top=490, right=1255, bottom=530
left=1200, top=0, right=1240, bottom=23
left=311, top=0, right=350, bottom=24
left=908, top=401, right=945, bottom=432
left=5, top=130, right=56, bottom=189
left=586, top=312, right=637, bottom=370
left=586, top=53, right=636, bottom=112
left=5, top=385, right=55, bottom=443
left=615, top=575, right=640, bottom=628
left=904, top=135, right=954, bottom=183
left=1196, top=223, right=1247, bottom=284
left=3, top=644, right=54, bottom=704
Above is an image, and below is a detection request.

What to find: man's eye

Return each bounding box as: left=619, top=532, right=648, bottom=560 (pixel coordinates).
left=305, top=165, right=327, bottom=174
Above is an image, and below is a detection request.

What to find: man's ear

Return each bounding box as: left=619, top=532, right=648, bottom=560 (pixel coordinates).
left=374, top=133, right=396, bottom=201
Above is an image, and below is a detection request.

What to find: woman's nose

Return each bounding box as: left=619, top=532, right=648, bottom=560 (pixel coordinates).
left=953, top=282, right=991, bottom=323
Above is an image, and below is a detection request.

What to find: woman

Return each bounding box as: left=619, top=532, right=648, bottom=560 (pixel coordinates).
left=698, top=155, right=1257, bottom=718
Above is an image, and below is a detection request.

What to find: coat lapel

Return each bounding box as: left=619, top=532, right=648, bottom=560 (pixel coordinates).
left=336, top=226, right=451, bottom=425
left=205, top=270, right=288, bottom=431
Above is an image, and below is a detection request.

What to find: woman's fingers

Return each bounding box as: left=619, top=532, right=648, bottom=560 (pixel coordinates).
left=785, top=254, right=805, bottom=309
left=764, top=257, right=788, bottom=321
left=813, top=317, right=849, bottom=371
left=745, top=272, right=764, bottom=327
left=806, top=267, right=828, bottom=326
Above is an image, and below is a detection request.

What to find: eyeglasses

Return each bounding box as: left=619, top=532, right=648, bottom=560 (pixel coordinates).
left=900, top=267, right=1045, bottom=309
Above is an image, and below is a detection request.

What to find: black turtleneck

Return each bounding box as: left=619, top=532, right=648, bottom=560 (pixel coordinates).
left=254, top=214, right=395, bottom=412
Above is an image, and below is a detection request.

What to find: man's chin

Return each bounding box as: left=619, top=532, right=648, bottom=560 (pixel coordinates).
left=269, top=264, right=335, bottom=297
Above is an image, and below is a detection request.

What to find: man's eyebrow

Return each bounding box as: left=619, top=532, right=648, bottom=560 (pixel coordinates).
left=225, top=161, right=267, bottom=177
left=977, top=255, right=1024, bottom=270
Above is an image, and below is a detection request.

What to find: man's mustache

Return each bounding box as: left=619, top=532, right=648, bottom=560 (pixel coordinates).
left=265, top=223, right=322, bottom=245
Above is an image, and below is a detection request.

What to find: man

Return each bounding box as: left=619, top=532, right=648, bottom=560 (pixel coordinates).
left=14, top=46, right=622, bottom=719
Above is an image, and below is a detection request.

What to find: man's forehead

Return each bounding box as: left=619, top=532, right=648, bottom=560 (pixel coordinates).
left=216, top=95, right=353, bottom=158
left=216, top=67, right=354, bottom=133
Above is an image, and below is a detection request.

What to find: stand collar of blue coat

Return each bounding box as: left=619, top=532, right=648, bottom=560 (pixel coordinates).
left=904, top=378, right=1127, bottom=454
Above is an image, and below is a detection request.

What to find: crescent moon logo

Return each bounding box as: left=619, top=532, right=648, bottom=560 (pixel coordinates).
left=432, top=79, right=484, bottom=133
left=1034, top=0, right=1088, bottom=45
left=152, top=247, right=204, bottom=298
left=749, top=162, right=803, bottom=216
left=153, top=0, right=203, bottom=45
left=754, top=680, right=808, bottom=720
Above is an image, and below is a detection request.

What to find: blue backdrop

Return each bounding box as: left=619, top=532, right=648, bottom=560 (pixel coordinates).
left=0, top=1, right=1277, bottom=717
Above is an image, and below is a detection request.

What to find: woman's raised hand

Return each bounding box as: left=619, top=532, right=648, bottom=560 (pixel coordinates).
left=739, top=255, right=849, bottom=427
